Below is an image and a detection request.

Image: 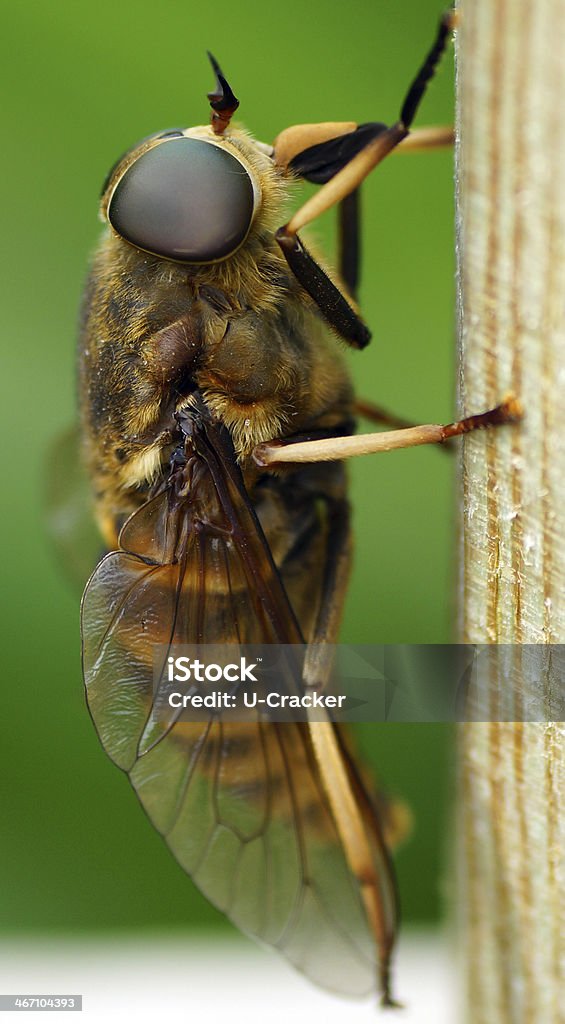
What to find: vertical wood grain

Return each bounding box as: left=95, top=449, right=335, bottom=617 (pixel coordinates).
left=456, top=0, right=565, bottom=1019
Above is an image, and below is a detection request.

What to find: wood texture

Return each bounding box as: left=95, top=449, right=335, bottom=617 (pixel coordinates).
left=456, top=1, right=565, bottom=1020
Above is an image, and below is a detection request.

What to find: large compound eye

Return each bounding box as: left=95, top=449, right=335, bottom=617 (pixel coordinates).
left=107, top=137, right=256, bottom=263
left=99, top=129, right=183, bottom=198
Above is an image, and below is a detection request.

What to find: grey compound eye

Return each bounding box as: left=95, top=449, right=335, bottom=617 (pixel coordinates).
left=107, top=137, right=256, bottom=263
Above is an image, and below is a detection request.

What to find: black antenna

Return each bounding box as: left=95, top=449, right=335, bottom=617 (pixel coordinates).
left=206, top=52, right=239, bottom=134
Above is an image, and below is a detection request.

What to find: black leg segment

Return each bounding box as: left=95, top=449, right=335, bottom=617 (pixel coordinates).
left=339, top=189, right=361, bottom=299
left=276, top=228, right=371, bottom=349
left=400, top=11, right=454, bottom=128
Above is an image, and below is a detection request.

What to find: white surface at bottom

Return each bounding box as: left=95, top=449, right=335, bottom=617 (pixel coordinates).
left=0, top=931, right=458, bottom=1023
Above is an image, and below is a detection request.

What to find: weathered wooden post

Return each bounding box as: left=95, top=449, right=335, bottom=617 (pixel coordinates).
left=456, top=2, right=565, bottom=1019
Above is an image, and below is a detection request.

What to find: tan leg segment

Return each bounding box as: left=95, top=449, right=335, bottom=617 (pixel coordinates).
left=283, top=10, right=456, bottom=236
left=253, top=396, right=523, bottom=468
left=282, top=124, right=453, bottom=239
left=355, top=397, right=455, bottom=454
left=396, top=125, right=454, bottom=153
left=285, top=122, right=408, bottom=236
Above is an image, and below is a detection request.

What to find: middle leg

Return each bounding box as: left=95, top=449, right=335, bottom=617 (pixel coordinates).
left=253, top=397, right=523, bottom=467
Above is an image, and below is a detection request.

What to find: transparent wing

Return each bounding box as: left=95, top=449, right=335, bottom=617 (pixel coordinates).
left=82, top=399, right=393, bottom=997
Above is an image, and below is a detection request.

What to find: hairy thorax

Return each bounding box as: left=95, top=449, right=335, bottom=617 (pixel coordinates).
left=79, top=229, right=353, bottom=545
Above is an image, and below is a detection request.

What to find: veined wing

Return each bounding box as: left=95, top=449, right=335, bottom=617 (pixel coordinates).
left=81, top=394, right=397, bottom=999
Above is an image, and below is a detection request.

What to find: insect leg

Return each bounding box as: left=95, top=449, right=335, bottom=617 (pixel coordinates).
left=276, top=122, right=406, bottom=349
left=253, top=396, right=523, bottom=467
left=277, top=230, right=372, bottom=348
left=276, top=13, right=455, bottom=346
left=339, top=189, right=360, bottom=298
left=355, top=398, right=455, bottom=454
left=336, top=126, right=454, bottom=298
left=396, top=125, right=454, bottom=153
left=338, top=128, right=453, bottom=297
left=400, top=10, right=455, bottom=129
left=283, top=11, right=455, bottom=241
left=283, top=123, right=407, bottom=240
left=301, top=496, right=400, bottom=1007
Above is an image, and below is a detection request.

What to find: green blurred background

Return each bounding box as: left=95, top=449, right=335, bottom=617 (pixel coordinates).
left=2, top=0, right=456, bottom=936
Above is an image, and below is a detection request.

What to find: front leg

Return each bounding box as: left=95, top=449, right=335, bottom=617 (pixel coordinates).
left=273, top=12, right=456, bottom=345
